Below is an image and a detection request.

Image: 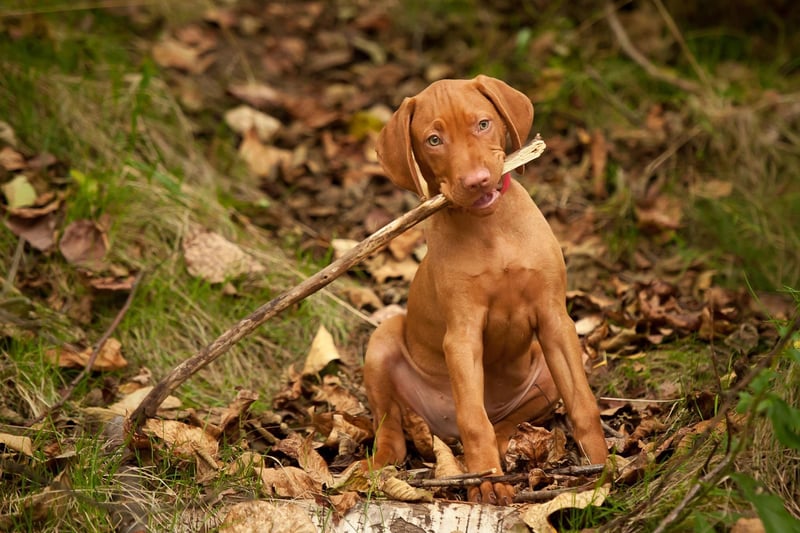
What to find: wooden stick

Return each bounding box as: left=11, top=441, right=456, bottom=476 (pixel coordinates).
left=128, top=137, right=547, bottom=429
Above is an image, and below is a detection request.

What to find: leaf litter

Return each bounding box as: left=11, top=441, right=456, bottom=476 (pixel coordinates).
left=1, top=0, right=796, bottom=530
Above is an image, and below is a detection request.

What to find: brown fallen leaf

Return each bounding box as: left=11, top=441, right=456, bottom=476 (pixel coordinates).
left=387, top=227, right=424, bottom=261
left=182, top=228, right=265, bottom=283
left=228, top=81, right=283, bottom=109
left=433, top=436, right=465, bottom=479
left=321, top=412, right=372, bottom=455
left=520, top=484, right=610, bottom=532
left=273, top=433, right=334, bottom=488
left=730, top=517, right=766, bottom=533
left=0, top=145, right=25, bottom=171
left=4, top=212, right=58, bottom=251
left=152, top=37, right=215, bottom=74
left=107, top=385, right=181, bottom=415
left=590, top=129, right=608, bottom=199
left=142, top=419, right=220, bottom=481
left=505, top=423, right=566, bottom=470
left=238, top=127, right=293, bottom=178
left=45, top=338, right=127, bottom=371
left=366, top=254, right=419, bottom=283
left=328, top=491, right=361, bottom=516
left=341, top=285, right=383, bottom=311
left=635, top=194, right=683, bottom=232
left=59, top=218, right=109, bottom=271
left=312, top=375, right=365, bottom=415
left=0, top=432, right=34, bottom=456
left=260, top=466, right=320, bottom=498
left=301, top=325, right=340, bottom=376
left=224, top=105, right=282, bottom=142
left=379, top=473, right=434, bottom=503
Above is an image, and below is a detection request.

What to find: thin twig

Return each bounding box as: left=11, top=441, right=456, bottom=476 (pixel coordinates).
left=651, top=0, right=713, bottom=91
left=514, top=482, right=597, bottom=504
left=604, top=2, right=702, bottom=94
left=128, top=139, right=548, bottom=430
left=26, top=270, right=146, bottom=426
left=2, top=236, right=25, bottom=296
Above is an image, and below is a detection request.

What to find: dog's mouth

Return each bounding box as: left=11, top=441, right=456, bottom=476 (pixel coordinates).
left=471, top=189, right=501, bottom=210
left=468, top=173, right=511, bottom=211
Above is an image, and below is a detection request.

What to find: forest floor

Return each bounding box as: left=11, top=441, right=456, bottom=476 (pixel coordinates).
left=1, top=1, right=799, bottom=531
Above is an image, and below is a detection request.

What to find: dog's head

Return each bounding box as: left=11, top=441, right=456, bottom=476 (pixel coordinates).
left=376, top=75, right=533, bottom=213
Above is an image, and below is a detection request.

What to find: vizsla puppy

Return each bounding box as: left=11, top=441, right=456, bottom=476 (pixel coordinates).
left=363, top=75, right=607, bottom=505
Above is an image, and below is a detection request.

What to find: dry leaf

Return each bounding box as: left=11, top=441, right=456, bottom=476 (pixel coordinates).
left=402, top=409, right=434, bottom=459
left=590, top=129, right=608, bottom=199
left=2, top=175, right=36, bottom=208
left=274, top=433, right=334, bottom=488
left=59, top=218, right=109, bottom=270
left=313, top=375, right=365, bottom=415
left=218, top=389, right=259, bottom=435
left=433, top=436, right=464, bottom=479
left=387, top=227, right=423, bottom=261
left=143, top=419, right=219, bottom=459
left=260, top=466, right=320, bottom=498
left=0, top=121, right=18, bottom=147
left=143, top=419, right=221, bottom=481
left=220, top=501, right=317, bottom=533
left=520, top=484, right=610, bottom=533
left=692, top=179, right=733, bottom=199
left=301, top=325, right=340, bottom=376
left=322, top=413, right=372, bottom=455
left=152, top=38, right=215, bottom=73
left=224, top=105, right=282, bottom=142
left=45, top=338, right=127, bottom=371
left=731, top=517, right=766, bottom=533
left=183, top=228, right=265, bottom=283
left=379, top=474, right=434, bottom=503
left=228, top=82, right=282, bottom=108
left=341, top=286, right=383, bottom=310
left=0, top=432, right=33, bottom=456
left=635, top=195, right=683, bottom=232
left=366, top=255, right=418, bottom=283
left=331, top=238, right=358, bottom=259
left=574, top=314, right=604, bottom=336
left=505, top=423, right=566, bottom=469
left=0, top=146, right=25, bottom=171
left=4, top=212, right=57, bottom=251
left=328, top=491, right=361, bottom=516
left=238, top=128, right=293, bottom=177
left=108, top=385, right=181, bottom=415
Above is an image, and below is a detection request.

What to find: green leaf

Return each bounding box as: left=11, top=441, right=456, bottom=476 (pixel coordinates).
left=1, top=175, right=37, bottom=208
left=732, top=473, right=800, bottom=533
left=766, top=397, right=800, bottom=451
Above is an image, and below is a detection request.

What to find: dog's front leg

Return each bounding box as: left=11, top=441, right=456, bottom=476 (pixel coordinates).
left=537, top=304, right=608, bottom=464
left=443, top=327, right=514, bottom=505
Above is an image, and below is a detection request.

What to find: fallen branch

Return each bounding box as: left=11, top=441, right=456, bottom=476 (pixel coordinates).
left=128, top=137, right=547, bottom=430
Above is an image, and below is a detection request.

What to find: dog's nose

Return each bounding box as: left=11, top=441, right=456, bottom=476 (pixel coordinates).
left=462, top=168, right=491, bottom=191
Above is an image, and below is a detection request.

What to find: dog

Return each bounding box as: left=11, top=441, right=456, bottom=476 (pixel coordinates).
left=363, top=75, right=607, bottom=505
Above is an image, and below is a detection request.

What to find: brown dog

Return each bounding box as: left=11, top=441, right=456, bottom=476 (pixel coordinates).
left=363, top=75, right=607, bottom=505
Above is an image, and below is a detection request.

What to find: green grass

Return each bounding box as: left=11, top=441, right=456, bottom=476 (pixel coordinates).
left=0, top=6, right=357, bottom=530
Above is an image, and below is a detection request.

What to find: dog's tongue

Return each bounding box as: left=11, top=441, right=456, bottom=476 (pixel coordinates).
left=472, top=190, right=499, bottom=209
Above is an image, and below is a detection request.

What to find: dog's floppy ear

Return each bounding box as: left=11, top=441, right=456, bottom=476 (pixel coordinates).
left=376, top=97, right=428, bottom=197
left=473, top=75, right=534, bottom=152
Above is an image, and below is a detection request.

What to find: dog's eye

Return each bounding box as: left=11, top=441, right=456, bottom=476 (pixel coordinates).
left=478, top=119, right=490, bottom=130
left=427, top=135, right=441, bottom=146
